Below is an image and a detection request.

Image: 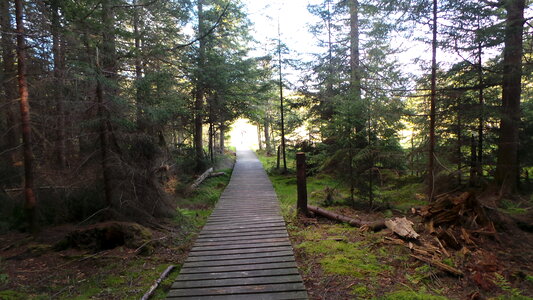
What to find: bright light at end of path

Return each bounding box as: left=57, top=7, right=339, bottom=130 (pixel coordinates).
left=229, top=119, right=259, bottom=150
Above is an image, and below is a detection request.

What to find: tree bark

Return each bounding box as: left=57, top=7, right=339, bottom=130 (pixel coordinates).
left=194, top=0, right=206, bottom=170
left=278, top=23, right=287, bottom=173
left=134, top=0, right=145, bottom=130
left=98, top=0, right=117, bottom=206
left=219, top=123, right=225, bottom=152
left=428, top=0, right=438, bottom=201
left=50, top=0, right=66, bottom=169
left=476, top=38, right=484, bottom=178
left=15, top=0, right=37, bottom=232
left=0, top=0, right=19, bottom=162
left=349, top=0, right=361, bottom=101
left=264, top=118, right=271, bottom=155
left=495, top=0, right=525, bottom=193
left=257, top=123, right=263, bottom=150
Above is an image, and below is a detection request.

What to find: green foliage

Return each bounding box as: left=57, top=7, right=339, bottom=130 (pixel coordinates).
left=493, top=273, right=528, bottom=299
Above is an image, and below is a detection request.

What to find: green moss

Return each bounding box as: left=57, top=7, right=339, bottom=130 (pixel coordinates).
left=0, top=290, right=29, bottom=300
left=297, top=239, right=390, bottom=278
left=377, top=290, right=449, bottom=300
left=351, top=284, right=373, bottom=298
left=406, top=265, right=433, bottom=284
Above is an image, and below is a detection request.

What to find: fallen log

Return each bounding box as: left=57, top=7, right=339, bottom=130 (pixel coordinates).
left=410, top=254, right=463, bottom=276
left=184, top=167, right=215, bottom=195
left=141, top=265, right=175, bottom=300
left=307, top=205, right=386, bottom=231
left=208, top=172, right=226, bottom=178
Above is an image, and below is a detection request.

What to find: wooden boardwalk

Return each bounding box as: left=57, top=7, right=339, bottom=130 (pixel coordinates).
left=166, top=149, right=308, bottom=300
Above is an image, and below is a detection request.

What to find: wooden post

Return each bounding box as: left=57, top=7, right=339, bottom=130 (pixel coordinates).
left=296, top=152, right=308, bottom=216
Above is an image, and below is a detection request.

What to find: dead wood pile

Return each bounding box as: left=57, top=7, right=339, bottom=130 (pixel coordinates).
left=391, top=191, right=502, bottom=286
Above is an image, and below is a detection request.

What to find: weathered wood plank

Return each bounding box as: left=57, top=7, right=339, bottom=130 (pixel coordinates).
left=182, top=255, right=295, bottom=268
left=195, top=233, right=288, bottom=243
left=190, top=241, right=291, bottom=252
left=189, top=246, right=294, bottom=257
left=197, top=230, right=288, bottom=240
left=175, top=268, right=300, bottom=281
left=171, top=274, right=304, bottom=289
left=179, top=261, right=298, bottom=274
left=194, top=237, right=289, bottom=247
left=168, top=282, right=306, bottom=297
left=167, top=291, right=308, bottom=300
left=186, top=250, right=294, bottom=262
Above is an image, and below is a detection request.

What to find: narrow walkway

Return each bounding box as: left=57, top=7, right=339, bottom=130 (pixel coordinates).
left=166, top=149, right=308, bottom=300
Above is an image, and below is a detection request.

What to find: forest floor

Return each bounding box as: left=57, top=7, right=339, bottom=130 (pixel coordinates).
left=255, top=150, right=533, bottom=300
left=0, top=156, right=235, bottom=300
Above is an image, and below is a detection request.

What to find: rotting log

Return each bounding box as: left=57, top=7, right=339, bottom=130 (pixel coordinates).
left=307, top=205, right=386, bottom=231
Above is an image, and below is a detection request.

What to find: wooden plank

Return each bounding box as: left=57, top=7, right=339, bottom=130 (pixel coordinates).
left=197, top=230, right=288, bottom=239
left=194, top=237, right=289, bottom=247
left=202, top=222, right=286, bottom=231
left=179, top=261, right=298, bottom=274
left=182, top=255, right=295, bottom=268
left=191, top=241, right=291, bottom=252
left=195, top=233, right=288, bottom=243
left=171, top=274, right=303, bottom=289
left=204, top=220, right=285, bottom=227
left=166, top=291, right=308, bottom=300
left=189, top=246, right=294, bottom=257
left=198, top=226, right=287, bottom=235
left=186, top=250, right=295, bottom=262
left=167, top=282, right=306, bottom=297
left=175, top=268, right=300, bottom=281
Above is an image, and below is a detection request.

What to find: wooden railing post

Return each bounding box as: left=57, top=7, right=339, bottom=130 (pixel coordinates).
left=296, top=152, right=308, bottom=216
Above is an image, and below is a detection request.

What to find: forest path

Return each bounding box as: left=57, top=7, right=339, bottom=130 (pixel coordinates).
left=166, top=148, right=308, bottom=300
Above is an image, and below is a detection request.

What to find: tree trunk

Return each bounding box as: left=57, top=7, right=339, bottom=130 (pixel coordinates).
left=264, top=118, right=271, bottom=155
left=208, top=121, right=214, bottom=163
left=470, top=134, right=477, bottom=186
left=15, top=0, right=37, bottom=232
left=219, top=124, right=225, bottom=152
left=476, top=38, right=484, bottom=178
left=456, top=101, right=462, bottom=186
left=134, top=0, right=145, bottom=130
left=428, top=0, right=438, bottom=201
left=51, top=0, right=66, bottom=169
left=495, top=0, right=525, bottom=193
left=278, top=23, right=287, bottom=173
left=98, top=0, right=117, bottom=206
left=0, top=0, right=19, bottom=163
left=194, top=0, right=206, bottom=170
left=349, top=0, right=361, bottom=101
left=257, top=123, right=263, bottom=150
